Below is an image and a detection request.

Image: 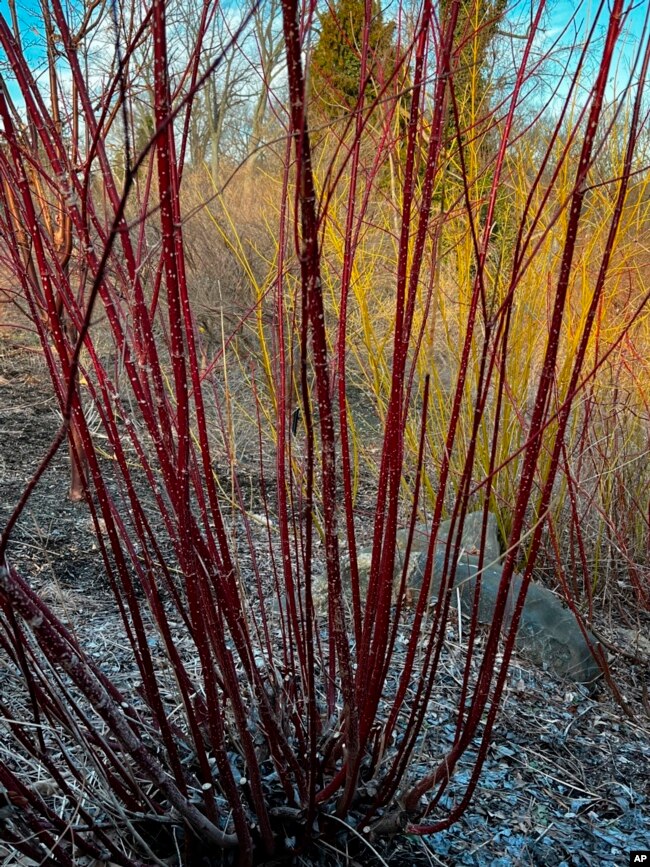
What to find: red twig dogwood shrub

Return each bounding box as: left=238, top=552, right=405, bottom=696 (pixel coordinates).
left=0, top=0, right=648, bottom=863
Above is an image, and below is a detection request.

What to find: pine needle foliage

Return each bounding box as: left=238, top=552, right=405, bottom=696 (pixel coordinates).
left=310, top=0, right=398, bottom=117
left=0, top=0, right=648, bottom=864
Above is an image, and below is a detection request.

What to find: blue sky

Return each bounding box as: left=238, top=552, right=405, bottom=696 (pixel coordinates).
left=533, top=0, right=650, bottom=108
left=1, top=0, right=648, bottom=115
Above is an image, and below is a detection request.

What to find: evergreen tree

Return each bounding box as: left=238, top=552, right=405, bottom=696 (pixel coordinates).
left=309, top=0, right=397, bottom=118
left=440, top=0, right=506, bottom=147
left=439, top=0, right=511, bottom=296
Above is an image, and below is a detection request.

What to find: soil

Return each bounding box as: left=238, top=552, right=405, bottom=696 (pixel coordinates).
left=0, top=334, right=649, bottom=867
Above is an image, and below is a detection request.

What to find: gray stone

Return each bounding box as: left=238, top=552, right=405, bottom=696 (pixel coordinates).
left=396, top=510, right=502, bottom=565
left=345, top=509, right=502, bottom=598
left=412, top=549, right=602, bottom=688
left=316, top=509, right=602, bottom=689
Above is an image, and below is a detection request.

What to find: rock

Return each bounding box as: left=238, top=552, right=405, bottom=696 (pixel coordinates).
left=318, top=509, right=603, bottom=689
left=341, top=510, right=503, bottom=600
left=411, top=549, right=603, bottom=689
left=395, top=510, right=502, bottom=565
left=515, top=580, right=602, bottom=686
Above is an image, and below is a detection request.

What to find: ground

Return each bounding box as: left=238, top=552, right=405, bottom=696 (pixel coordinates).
left=0, top=334, right=649, bottom=866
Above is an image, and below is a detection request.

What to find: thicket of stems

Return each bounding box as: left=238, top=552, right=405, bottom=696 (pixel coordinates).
left=0, top=0, right=648, bottom=863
